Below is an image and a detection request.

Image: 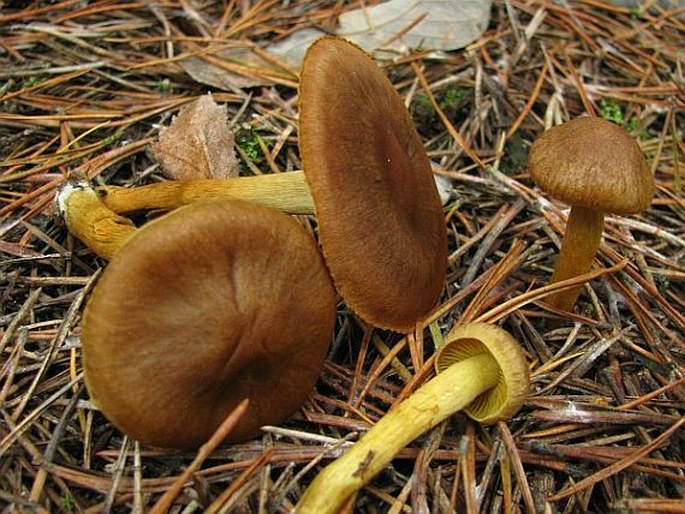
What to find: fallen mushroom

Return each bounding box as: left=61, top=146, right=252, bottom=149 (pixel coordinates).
left=71, top=36, right=447, bottom=332
left=294, top=322, right=529, bottom=513
left=79, top=197, right=336, bottom=449
left=528, top=116, right=655, bottom=312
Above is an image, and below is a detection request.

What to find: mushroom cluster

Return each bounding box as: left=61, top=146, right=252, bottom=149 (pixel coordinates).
left=90, top=36, right=448, bottom=333
left=59, top=36, right=449, bottom=449
left=60, top=34, right=653, bottom=494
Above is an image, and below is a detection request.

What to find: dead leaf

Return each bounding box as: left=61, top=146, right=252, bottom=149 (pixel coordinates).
left=266, top=28, right=327, bottom=68
left=337, top=0, right=492, bottom=53
left=152, top=94, right=239, bottom=180
left=180, top=39, right=310, bottom=90
left=181, top=47, right=276, bottom=90
left=180, top=1, right=490, bottom=90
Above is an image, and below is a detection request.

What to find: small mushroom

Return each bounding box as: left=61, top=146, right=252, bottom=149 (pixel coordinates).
left=82, top=199, right=336, bottom=449
left=298, top=36, right=447, bottom=332
left=294, top=322, right=529, bottom=513
left=528, top=116, right=655, bottom=312
left=68, top=36, right=447, bottom=332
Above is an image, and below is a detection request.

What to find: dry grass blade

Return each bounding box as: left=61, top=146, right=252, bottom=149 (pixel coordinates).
left=547, top=417, right=685, bottom=501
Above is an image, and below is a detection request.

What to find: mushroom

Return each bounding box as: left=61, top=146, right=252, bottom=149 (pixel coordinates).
left=294, top=322, right=529, bottom=513
left=81, top=199, right=336, bottom=449
left=298, top=36, right=447, bottom=332
left=528, top=116, right=655, bottom=312
left=68, top=36, right=447, bottom=332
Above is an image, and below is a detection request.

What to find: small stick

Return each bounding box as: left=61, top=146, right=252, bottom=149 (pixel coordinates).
left=547, top=417, right=685, bottom=501
left=149, top=399, right=250, bottom=514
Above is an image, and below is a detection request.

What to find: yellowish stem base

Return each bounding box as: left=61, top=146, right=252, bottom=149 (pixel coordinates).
left=57, top=182, right=136, bottom=259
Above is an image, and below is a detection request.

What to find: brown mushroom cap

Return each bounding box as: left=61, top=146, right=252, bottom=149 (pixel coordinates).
left=528, top=116, right=654, bottom=214
left=82, top=200, right=336, bottom=449
left=298, top=36, right=447, bottom=333
left=435, top=323, right=529, bottom=424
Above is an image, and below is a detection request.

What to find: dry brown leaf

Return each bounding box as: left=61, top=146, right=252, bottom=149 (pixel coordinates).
left=152, top=93, right=239, bottom=180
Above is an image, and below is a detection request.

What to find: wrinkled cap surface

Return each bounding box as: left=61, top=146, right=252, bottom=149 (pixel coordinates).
left=436, top=322, right=529, bottom=424
left=82, top=200, right=336, bottom=449
left=299, top=36, right=448, bottom=332
left=528, top=116, right=654, bottom=214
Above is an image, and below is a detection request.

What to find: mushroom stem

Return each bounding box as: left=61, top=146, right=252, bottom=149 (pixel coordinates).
left=547, top=205, right=605, bottom=311
left=99, top=171, right=315, bottom=215
left=57, top=182, right=137, bottom=259
left=295, top=353, right=500, bottom=514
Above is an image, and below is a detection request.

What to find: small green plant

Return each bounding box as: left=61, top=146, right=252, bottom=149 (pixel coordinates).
left=599, top=98, right=624, bottom=125
left=440, top=86, right=468, bottom=112
left=629, top=6, right=643, bottom=19
left=102, top=129, right=125, bottom=146
left=236, top=128, right=262, bottom=161
left=59, top=493, right=76, bottom=512
left=235, top=126, right=271, bottom=172
left=411, top=91, right=436, bottom=120
left=599, top=99, right=650, bottom=139
left=625, top=117, right=650, bottom=139
left=156, top=78, right=171, bottom=93
left=411, top=86, right=470, bottom=135
left=21, top=75, right=43, bottom=89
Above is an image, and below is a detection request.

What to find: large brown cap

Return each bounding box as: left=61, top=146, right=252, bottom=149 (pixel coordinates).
left=436, top=323, right=529, bottom=425
left=528, top=117, right=655, bottom=214
left=298, top=36, right=448, bottom=333
left=82, top=200, right=336, bottom=449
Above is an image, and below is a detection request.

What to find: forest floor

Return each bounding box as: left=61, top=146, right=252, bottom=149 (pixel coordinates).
left=0, top=1, right=683, bottom=513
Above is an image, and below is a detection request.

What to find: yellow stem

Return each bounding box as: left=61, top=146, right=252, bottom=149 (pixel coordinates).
left=57, top=182, right=136, bottom=259
left=98, top=171, right=314, bottom=215
left=295, top=353, right=499, bottom=513
left=547, top=205, right=604, bottom=312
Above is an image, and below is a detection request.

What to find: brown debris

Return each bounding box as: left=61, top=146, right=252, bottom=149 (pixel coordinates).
left=152, top=93, right=240, bottom=181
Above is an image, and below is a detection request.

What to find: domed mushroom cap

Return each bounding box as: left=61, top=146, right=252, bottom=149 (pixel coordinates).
left=82, top=201, right=336, bottom=449
left=435, top=323, right=529, bottom=424
left=298, top=36, right=448, bottom=333
left=528, top=117, right=654, bottom=215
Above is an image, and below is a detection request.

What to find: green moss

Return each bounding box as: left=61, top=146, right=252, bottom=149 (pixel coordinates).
left=102, top=129, right=125, bottom=146
left=625, top=117, right=650, bottom=139
left=599, top=98, right=624, bottom=125
left=599, top=100, right=650, bottom=139
left=235, top=128, right=262, bottom=161
left=235, top=127, right=271, bottom=172
left=440, top=87, right=468, bottom=111
left=156, top=78, right=172, bottom=93
left=411, top=86, right=471, bottom=136
left=411, top=91, right=436, bottom=120
left=59, top=494, right=75, bottom=512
